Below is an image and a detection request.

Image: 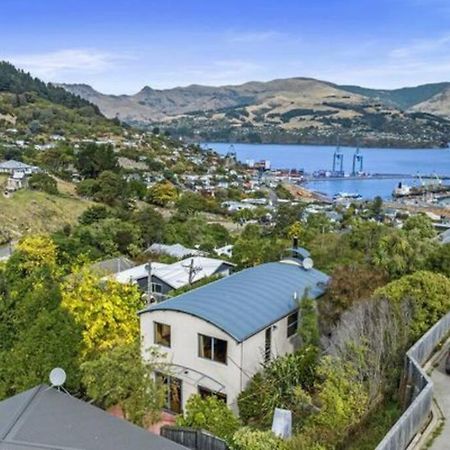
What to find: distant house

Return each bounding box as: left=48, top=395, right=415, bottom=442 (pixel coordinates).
left=0, top=385, right=186, bottom=450
left=90, top=256, right=135, bottom=276
left=147, top=243, right=206, bottom=259
left=0, top=160, right=40, bottom=175
left=116, top=257, right=234, bottom=300
left=215, top=244, right=234, bottom=258
left=139, top=253, right=329, bottom=413
left=6, top=170, right=28, bottom=192
left=221, top=201, right=257, bottom=212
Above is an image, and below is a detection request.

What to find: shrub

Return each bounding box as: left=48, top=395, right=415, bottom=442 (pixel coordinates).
left=232, top=427, right=289, bottom=450
left=176, top=395, right=240, bottom=443
left=374, top=270, right=450, bottom=340
left=28, top=173, right=58, bottom=195
left=238, top=346, right=319, bottom=428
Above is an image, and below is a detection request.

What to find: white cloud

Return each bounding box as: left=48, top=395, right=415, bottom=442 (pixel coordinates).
left=389, top=34, right=450, bottom=58
left=3, top=48, right=129, bottom=80
left=226, top=30, right=284, bottom=44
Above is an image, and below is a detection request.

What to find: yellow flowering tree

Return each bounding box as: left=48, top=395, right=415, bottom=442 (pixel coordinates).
left=61, top=266, right=144, bottom=361
left=13, top=234, right=58, bottom=273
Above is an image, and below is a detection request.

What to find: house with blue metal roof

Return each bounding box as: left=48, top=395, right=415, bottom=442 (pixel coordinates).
left=139, top=253, right=329, bottom=414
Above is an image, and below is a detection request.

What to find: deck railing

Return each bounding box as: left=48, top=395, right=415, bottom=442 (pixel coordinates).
left=376, top=311, right=450, bottom=450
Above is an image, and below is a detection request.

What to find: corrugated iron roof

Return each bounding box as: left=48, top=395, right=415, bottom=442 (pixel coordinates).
left=141, top=261, right=329, bottom=342
left=0, top=385, right=186, bottom=450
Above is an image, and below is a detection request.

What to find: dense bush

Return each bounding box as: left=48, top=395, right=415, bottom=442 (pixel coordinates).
left=374, top=270, right=450, bottom=340
left=232, top=428, right=288, bottom=450
left=238, top=346, right=319, bottom=428
left=28, top=173, right=58, bottom=195
left=176, top=395, right=240, bottom=443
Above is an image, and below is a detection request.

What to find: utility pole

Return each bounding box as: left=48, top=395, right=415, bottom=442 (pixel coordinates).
left=145, top=261, right=152, bottom=303
left=188, top=258, right=194, bottom=285
left=183, top=258, right=203, bottom=285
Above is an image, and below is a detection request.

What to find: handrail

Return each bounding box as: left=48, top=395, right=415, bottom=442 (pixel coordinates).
left=376, top=311, right=450, bottom=450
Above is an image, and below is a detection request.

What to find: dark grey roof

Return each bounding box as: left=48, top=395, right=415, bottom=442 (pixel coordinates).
left=0, top=385, right=186, bottom=450
left=90, top=256, right=135, bottom=275
left=142, top=261, right=329, bottom=342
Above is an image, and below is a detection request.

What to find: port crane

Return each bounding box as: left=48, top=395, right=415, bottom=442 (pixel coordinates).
left=332, top=145, right=344, bottom=175
left=352, top=147, right=363, bottom=176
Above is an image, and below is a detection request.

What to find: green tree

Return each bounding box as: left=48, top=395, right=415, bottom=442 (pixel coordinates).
left=28, top=173, right=58, bottom=195
left=238, top=346, right=318, bottom=428
left=0, top=235, right=82, bottom=398
left=61, top=266, right=144, bottom=361
left=369, top=196, right=383, bottom=217
left=289, top=357, right=368, bottom=449
left=403, top=214, right=436, bottom=239
left=76, top=178, right=99, bottom=198
left=147, top=181, right=178, bottom=206
left=132, top=206, right=165, bottom=247
left=319, top=264, right=388, bottom=326
left=176, top=395, right=240, bottom=444
left=298, top=295, right=320, bottom=347
left=94, top=170, right=127, bottom=206
left=78, top=205, right=112, bottom=225
left=76, top=143, right=118, bottom=178
left=374, top=270, right=450, bottom=340
left=81, top=342, right=166, bottom=426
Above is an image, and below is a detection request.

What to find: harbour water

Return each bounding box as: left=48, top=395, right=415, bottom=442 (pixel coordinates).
left=206, top=143, right=450, bottom=199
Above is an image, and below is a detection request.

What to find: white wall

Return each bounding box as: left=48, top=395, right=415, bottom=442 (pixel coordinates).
left=140, top=309, right=297, bottom=413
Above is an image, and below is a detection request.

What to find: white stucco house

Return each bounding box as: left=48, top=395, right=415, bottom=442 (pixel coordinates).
left=139, top=252, right=329, bottom=414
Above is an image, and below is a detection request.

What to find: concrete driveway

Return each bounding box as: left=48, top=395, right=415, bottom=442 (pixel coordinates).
left=429, top=349, right=450, bottom=449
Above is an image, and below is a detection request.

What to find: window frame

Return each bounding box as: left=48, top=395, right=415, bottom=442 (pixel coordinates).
left=198, top=333, right=228, bottom=365
left=198, top=385, right=227, bottom=403
left=154, top=321, right=171, bottom=348
left=151, top=282, right=163, bottom=294
left=287, top=311, right=299, bottom=338
left=155, top=372, right=183, bottom=414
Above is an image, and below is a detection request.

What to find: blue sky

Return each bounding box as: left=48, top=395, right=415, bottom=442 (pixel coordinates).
left=1, top=0, right=449, bottom=93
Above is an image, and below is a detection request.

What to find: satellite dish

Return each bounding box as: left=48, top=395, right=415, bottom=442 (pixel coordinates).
left=302, top=257, right=314, bottom=270
left=49, top=367, right=66, bottom=387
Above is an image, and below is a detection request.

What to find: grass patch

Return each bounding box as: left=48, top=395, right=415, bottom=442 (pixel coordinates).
left=423, top=418, right=445, bottom=449
left=0, top=184, right=93, bottom=239
left=341, top=399, right=402, bottom=450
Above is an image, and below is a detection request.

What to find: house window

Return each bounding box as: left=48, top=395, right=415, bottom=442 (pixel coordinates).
left=198, top=386, right=227, bottom=403
left=265, top=327, right=271, bottom=362
left=152, top=282, right=163, bottom=294
left=287, top=312, right=298, bottom=337
left=154, top=322, right=171, bottom=347
left=198, top=334, right=227, bottom=364
left=155, top=372, right=182, bottom=414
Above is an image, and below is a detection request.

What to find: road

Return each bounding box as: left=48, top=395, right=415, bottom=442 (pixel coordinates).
left=0, top=243, right=12, bottom=261
left=429, top=348, right=450, bottom=449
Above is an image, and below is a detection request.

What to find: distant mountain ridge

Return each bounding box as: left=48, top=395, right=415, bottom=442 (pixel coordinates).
left=60, top=78, right=450, bottom=120
left=60, top=77, right=450, bottom=148
left=340, top=82, right=450, bottom=112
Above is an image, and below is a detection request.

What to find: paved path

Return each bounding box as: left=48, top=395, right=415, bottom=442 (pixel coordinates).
left=0, top=243, right=12, bottom=261
left=430, top=347, right=450, bottom=449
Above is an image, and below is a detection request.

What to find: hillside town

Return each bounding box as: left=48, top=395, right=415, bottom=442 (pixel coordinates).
left=2, top=1, right=450, bottom=450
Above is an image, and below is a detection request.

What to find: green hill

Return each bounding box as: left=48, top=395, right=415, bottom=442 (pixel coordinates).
left=339, top=82, right=450, bottom=110
left=0, top=61, right=122, bottom=138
